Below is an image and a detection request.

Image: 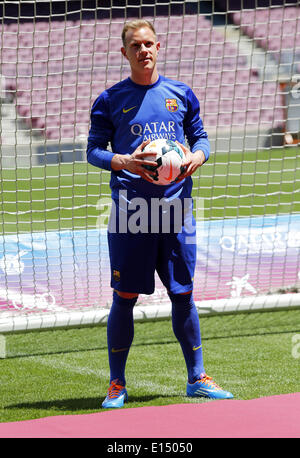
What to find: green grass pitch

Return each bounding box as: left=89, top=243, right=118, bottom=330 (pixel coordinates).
left=1, top=309, right=300, bottom=422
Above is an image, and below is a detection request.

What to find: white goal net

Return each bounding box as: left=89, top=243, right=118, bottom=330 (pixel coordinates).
left=0, top=0, right=300, bottom=338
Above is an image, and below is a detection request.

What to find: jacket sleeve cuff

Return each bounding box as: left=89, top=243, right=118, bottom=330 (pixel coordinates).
left=192, top=140, right=210, bottom=162
left=87, top=148, right=115, bottom=171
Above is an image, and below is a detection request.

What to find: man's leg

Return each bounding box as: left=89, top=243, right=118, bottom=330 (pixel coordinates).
left=157, top=210, right=234, bottom=400
left=102, top=290, right=138, bottom=408
left=169, top=290, right=205, bottom=383
left=169, top=290, right=234, bottom=399
left=105, top=227, right=158, bottom=408
left=107, top=290, right=138, bottom=385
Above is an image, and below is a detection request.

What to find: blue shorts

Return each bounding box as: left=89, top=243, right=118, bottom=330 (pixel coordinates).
left=107, top=198, right=196, bottom=295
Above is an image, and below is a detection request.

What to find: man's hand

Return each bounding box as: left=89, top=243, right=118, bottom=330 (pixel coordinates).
left=175, top=141, right=206, bottom=182
left=111, top=140, right=157, bottom=182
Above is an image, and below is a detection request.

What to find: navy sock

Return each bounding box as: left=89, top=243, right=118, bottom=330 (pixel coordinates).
left=169, top=292, right=205, bottom=383
left=107, top=291, right=137, bottom=386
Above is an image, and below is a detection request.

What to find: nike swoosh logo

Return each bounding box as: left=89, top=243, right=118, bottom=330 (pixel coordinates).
left=193, top=345, right=202, bottom=351
left=111, top=347, right=129, bottom=353
left=123, top=106, right=137, bottom=113
left=166, top=160, right=173, bottom=181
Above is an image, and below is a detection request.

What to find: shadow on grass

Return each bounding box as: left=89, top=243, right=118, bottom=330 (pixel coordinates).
left=5, top=393, right=186, bottom=413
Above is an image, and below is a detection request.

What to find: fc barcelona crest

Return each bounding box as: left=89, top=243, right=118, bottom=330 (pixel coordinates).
left=165, top=98, right=178, bottom=112
left=113, top=270, right=120, bottom=282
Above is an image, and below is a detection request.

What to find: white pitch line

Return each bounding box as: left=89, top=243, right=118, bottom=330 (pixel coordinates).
left=30, top=355, right=110, bottom=379
left=29, top=355, right=184, bottom=395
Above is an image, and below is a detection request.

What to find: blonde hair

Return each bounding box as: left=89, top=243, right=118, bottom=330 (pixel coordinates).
left=121, top=19, right=157, bottom=46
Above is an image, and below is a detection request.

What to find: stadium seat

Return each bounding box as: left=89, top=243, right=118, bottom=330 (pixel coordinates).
left=0, top=14, right=288, bottom=139
left=232, top=6, right=300, bottom=55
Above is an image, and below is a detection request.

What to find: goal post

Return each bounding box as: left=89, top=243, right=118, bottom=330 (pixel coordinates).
left=0, top=0, right=300, bottom=340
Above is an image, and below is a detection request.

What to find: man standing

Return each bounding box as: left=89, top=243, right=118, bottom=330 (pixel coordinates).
left=87, top=19, right=233, bottom=408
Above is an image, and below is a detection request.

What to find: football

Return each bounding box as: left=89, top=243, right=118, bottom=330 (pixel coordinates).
left=142, top=139, right=186, bottom=185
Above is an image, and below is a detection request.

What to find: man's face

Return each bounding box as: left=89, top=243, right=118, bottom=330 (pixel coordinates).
left=121, top=26, right=160, bottom=74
